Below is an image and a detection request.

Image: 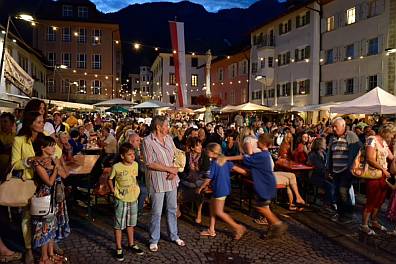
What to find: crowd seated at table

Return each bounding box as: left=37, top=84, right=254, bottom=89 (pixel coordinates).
left=2, top=98, right=396, bottom=263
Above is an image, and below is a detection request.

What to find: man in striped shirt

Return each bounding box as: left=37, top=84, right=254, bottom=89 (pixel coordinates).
left=327, top=117, right=362, bottom=223
left=142, top=116, right=186, bottom=252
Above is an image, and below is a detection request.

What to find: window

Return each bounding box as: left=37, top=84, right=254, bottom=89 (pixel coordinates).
left=325, top=81, right=333, bottom=96
left=346, top=44, right=354, bottom=59
left=47, top=79, right=56, bottom=93
left=368, top=0, right=381, bottom=17
left=346, top=7, right=356, bottom=25
left=62, top=53, right=71, bottom=68
left=296, top=11, right=310, bottom=28
left=326, top=49, right=333, bottom=64
left=92, top=80, right=102, bottom=95
left=269, top=29, right=274, bottom=46
left=92, top=54, right=101, bottom=69
left=78, top=80, right=87, bottom=94
left=62, top=5, right=73, bottom=17
left=47, top=52, right=56, bottom=66
left=191, top=57, right=198, bottom=67
left=170, top=57, right=174, bottom=66
left=62, top=27, right=71, bottom=42
left=252, top=90, right=262, bottom=100
left=368, top=75, right=377, bottom=90
left=230, top=63, right=237, bottom=78
left=78, top=6, right=88, bottom=18
left=62, top=79, right=70, bottom=94
left=191, top=74, right=198, bottom=87
left=242, top=60, right=248, bottom=74
left=169, top=95, right=176, bottom=104
left=92, top=29, right=102, bottom=44
left=47, top=26, right=56, bottom=41
left=368, top=37, right=379, bottom=55
left=295, top=46, right=310, bottom=61
left=278, top=51, right=291, bottom=66
left=298, top=80, right=310, bottom=95
left=327, top=16, right=335, bottom=32
left=18, top=54, right=28, bottom=72
left=345, top=79, right=354, bottom=94
left=260, top=58, right=265, bottom=69
left=77, top=53, right=86, bottom=68
left=279, top=19, right=292, bottom=35
left=268, top=57, right=273, bottom=68
left=251, top=62, right=257, bottom=74
left=78, top=28, right=86, bottom=43
left=169, top=73, right=176, bottom=85
left=218, top=68, right=224, bottom=81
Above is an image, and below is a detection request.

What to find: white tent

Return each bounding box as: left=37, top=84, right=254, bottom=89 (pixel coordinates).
left=292, top=101, right=345, bottom=112
left=330, top=87, right=396, bottom=114
left=222, top=102, right=272, bottom=113
left=133, top=100, right=171, bottom=109
left=94, top=98, right=135, bottom=107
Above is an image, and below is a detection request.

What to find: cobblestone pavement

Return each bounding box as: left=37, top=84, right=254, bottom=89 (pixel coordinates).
left=54, top=201, right=374, bottom=264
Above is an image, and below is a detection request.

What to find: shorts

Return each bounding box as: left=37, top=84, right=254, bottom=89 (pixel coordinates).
left=256, top=198, right=271, bottom=208
left=114, top=199, right=138, bottom=230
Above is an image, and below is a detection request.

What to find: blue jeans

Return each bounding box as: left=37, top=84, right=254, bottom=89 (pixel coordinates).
left=138, top=183, right=148, bottom=212
left=333, top=170, right=354, bottom=218
left=149, top=189, right=179, bottom=244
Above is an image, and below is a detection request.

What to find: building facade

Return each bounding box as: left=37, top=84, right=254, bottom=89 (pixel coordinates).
left=33, top=0, right=121, bottom=104
left=249, top=0, right=321, bottom=109
left=210, top=49, right=250, bottom=106
left=0, top=29, right=47, bottom=110
left=320, top=0, right=393, bottom=103
left=151, top=52, right=207, bottom=105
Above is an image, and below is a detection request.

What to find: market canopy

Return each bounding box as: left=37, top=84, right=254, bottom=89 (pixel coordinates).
left=94, top=98, right=135, bottom=107
left=132, top=100, right=171, bottom=109
left=222, top=102, right=272, bottom=113
left=292, top=101, right=345, bottom=112
left=219, top=105, right=235, bottom=112
left=105, top=105, right=129, bottom=113
left=330, top=87, right=396, bottom=114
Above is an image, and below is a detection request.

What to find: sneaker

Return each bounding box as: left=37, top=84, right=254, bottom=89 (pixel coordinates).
left=267, top=222, right=288, bottom=238
left=360, top=225, right=376, bottom=236
left=129, top=244, right=144, bottom=255
left=149, top=243, right=158, bottom=252
left=116, top=249, right=124, bottom=262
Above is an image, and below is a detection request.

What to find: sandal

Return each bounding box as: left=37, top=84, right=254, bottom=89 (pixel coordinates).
left=253, top=217, right=268, bottom=225
left=200, top=230, right=216, bottom=237
left=360, top=225, right=376, bottom=235
left=370, top=222, right=388, bottom=232
left=234, top=226, right=246, bottom=240
left=49, top=254, right=67, bottom=263
left=289, top=205, right=298, bottom=211
left=0, top=252, right=22, bottom=262
left=174, top=239, right=186, bottom=247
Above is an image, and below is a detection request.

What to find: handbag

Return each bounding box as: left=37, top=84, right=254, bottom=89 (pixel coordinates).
left=174, top=148, right=186, bottom=172
left=30, top=193, right=56, bottom=218
left=0, top=165, right=36, bottom=207
left=351, top=148, right=382, bottom=180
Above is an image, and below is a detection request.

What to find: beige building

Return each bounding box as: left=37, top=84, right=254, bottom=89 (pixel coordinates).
left=0, top=28, right=47, bottom=110
left=249, top=0, right=322, bottom=110
left=151, top=53, right=207, bottom=105
left=33, top=0, right=121, bottom=104
left=320, top=0, right=394, bottom=104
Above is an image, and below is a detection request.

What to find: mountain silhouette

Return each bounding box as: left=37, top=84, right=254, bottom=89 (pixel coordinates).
left=0, top=0, right=287, bottom=74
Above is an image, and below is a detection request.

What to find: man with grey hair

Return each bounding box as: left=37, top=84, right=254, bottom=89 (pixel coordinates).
left=327, top=117, right=362, bottom=223
left=128, top=132, right=148, bottom=213
left=142, top=116, right=185, bottom=252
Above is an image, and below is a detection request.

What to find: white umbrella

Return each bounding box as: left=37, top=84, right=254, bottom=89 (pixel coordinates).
left=223, top=102, right=271, bottom=113
left=220, top=105, right=235, bottom=112
left=133, top=100, right=171, bottom=109
left=94, top=98, right=134, bottom=107
left=330, top=87, right=396, bottom=114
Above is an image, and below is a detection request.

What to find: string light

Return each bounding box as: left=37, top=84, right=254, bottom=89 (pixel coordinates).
left=134, top=43, right=141, bottom=49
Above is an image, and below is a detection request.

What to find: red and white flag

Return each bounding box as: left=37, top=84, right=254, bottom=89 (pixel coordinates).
left=169, top=21, right=187, bottom=107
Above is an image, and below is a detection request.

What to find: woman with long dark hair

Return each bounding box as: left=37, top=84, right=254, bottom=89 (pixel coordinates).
left=11, top=111, right=45, bottom=264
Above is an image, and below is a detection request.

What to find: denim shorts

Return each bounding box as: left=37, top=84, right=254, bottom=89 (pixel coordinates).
left=114, top=199, right=138, bottom=230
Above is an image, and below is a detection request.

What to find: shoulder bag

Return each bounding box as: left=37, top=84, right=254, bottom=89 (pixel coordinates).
left=31, top=186, right=56, bottom=218
left=351, top=147, right=382, bottom=180
left=0, top=164, right=36, bottom=207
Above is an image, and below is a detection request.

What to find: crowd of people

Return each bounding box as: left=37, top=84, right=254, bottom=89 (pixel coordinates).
left=1, top=98, right=396, bottom=263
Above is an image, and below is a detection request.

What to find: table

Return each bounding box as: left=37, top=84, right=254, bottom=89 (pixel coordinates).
left=65, top=155, right=100, bottom=218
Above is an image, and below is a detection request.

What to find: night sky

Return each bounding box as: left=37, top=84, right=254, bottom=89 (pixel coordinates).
left=91, top=0, right=261, bottom=13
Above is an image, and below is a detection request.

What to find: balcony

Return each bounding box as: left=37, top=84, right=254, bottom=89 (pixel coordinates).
left=254, top=39, right=275, bottom=49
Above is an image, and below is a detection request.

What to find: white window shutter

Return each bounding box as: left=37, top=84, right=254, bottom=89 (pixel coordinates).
left=378, top=0, right=385, bottom=14
left=320, top=82, right=325, bottom=96
left=353, top=77, right=359, bottom=93
left=340, top=79, right=346, bottom=94
left=361, top=2, right=368, bottom=20
left=338, top=11, right=345, bottom=27
left=378, top=35, right=384, bottom=53
left=333, top=80, right=338, bottom=95
left=321, top=18, right=326, bottom=33
left=377, top=74, right=382, bottom=87
left=340, top=46, right=346, bottom=61
left=360, top=75, right=367, bottom=92
left=354, top=41, right=360, bottom=57
left=360, top=39, right=367, bottom=56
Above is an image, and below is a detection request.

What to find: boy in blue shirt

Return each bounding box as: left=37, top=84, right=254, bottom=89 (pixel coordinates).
left=242, top=134, right=288, bottom=238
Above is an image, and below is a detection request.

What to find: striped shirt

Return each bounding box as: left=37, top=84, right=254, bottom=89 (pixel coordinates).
left=142, top=133, right=179, bottom=193
left=331, top=136, right=349, bottom=173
